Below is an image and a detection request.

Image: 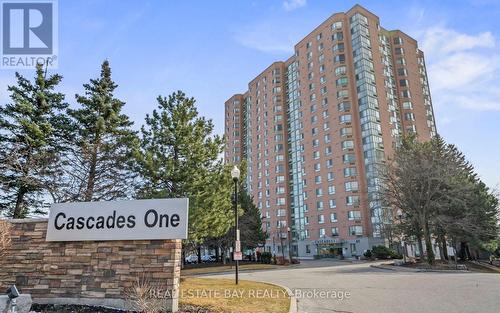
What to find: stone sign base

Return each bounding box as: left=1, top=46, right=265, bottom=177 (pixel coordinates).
left=0, top=219, right=182, bottom=312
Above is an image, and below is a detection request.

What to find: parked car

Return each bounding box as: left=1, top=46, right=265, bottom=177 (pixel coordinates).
left=201, top=254, right=216, bottom=263
left=185, top=255, right=198, bottom=264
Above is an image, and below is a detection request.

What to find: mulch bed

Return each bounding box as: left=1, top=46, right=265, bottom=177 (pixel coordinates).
left=31, top=303, right=215, bottom=313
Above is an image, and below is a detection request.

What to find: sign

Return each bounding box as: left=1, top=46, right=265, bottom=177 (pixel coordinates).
left=1, top=0, right=59, bottom=69
left=46, top=198, right=189, bottom=242
left=234, top=251, right=243, bottom=261
left=235, top=240, right=241, bottom=252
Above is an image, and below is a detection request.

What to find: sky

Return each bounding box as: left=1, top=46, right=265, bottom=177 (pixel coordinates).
left=0, top=0, right=499, bottom=190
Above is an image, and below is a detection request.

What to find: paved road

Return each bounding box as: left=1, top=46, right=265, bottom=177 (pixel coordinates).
left=204, top=260, right=500, bottom=313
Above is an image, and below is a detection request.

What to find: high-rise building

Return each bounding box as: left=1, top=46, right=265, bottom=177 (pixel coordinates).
left=224, top=4, right=436, bottom=259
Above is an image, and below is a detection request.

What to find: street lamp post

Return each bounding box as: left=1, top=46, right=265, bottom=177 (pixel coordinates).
left=287, top=227, right=293, bottom=263
left=396, top=209, right=407, bottom=264
left=231, top=166, right=241, bottom=285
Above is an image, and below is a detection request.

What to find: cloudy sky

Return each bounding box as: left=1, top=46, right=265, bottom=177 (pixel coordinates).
left=0, top=0, right=499, bottom=189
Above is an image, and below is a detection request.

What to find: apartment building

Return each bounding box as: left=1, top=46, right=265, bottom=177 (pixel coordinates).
left=224, top=4, right=436, bottom=259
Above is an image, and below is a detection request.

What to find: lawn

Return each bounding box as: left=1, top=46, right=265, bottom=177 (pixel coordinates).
left=179, top=277, right=290, bottom=313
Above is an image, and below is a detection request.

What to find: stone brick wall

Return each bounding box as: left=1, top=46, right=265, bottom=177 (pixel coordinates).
left=0, top=219, right=182, bottom=311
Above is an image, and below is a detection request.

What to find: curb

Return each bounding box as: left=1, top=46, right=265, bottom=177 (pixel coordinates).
left=248, top=281, right=297, bottom=313
left=278, top=284, right=298, bottom=313
left=370, top=264, right=471, bottom=273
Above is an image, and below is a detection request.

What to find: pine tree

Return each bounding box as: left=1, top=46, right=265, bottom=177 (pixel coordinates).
left=239, top=190, right=266, bottom=250
left=133, top=90, right=230, bottom=241
left=0, top=64, right=69, bottom=217
left=57, top=61, right=137, bottom=202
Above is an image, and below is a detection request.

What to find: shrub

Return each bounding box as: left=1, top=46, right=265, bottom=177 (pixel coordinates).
left=0, top=220, right=12, bottom=258
left=371, top=245, right=399, bottom=259
left=260, top=252, right=272, bottom=264
left=363, top=249, right=372, bottom=259
left=125, top=276, right=166, bottom=313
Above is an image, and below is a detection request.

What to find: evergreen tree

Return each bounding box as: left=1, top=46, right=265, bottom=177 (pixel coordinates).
left=57, top=61, right=136, bottom=202
left=239, top=190, right=266, bottom=250
left=0, top=64, right=69, bottom=217
left=133, top=91, right=230, bottom=241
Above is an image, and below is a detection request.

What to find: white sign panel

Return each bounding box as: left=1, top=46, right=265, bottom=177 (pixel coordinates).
left=46, top=198, right=189, bottom=242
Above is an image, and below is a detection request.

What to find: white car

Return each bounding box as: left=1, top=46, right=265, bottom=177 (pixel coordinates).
left=185, top=255, right=198, bottom=264
left=201, top=255, right=216, bottom=263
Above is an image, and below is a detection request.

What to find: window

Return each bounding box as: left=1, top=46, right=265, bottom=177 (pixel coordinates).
left=324, top=134, right=331, bottom=143
left=397, top=68, right=407, bottom=76
left=329, top=199, right=336, bottom=208
left=325, top=146, right=332, bottom=155
left=331, top=227, right=339, bottom=236
left=337, top=90, right=348, bottom=99
left=333, top=43, right=344, bottom=53
left=276, top=197, right=285, bottom=205
left=393, top=36, right=403, bottom=45
left=315, top=175, right=322, bottom=184
left=306, top=245, right=311, bottom=253
left=338, top=102, right=351, bottom=111
left=313, top=151, right=320, bottom=159
left=314, top=163, right=321, bottom=171
left=319, top=228, right=326, bottom=238
left=328, top=185, right=336, bottom=195
left=343, top=154, right=355, bottom=163
left=332, top=21, right=342, bottom=30
left=405, top=112, right=415, bottom=121
left=348, top=210, right=361, bottom=221
left=345, top=181, right=359, bottom=192
left=340, top=127, right=353, bottom=136
left=318, top=214, right=325, bottom=224
left=317, top=201, right=324, bottom=210
left=343, top=167, right=357, bottom=177
left=342, top=140, right=354, bottom=150
left=346, top=195, right=360, bottom=206
left=306, top=41, right=312, bottom=49
left=317, top=32, right=323, bottom=40
left=340, top=114, right=352, bottom=123
left=276, top=186, right=285, bottom=194
left=395, top=47, right=404, bottom=55
left=320, top=76, right=326, bottom=84
left=330, top=213, right=337, bottom=222
left=327, top=172, right=334, bottom=181
left=335, top=66, right=346, bottom=76
left=399, top=79, right=408, bottom=87
left=316, top=188, right=323, bottom=196
left=402, top=101, right=413, bottom=110
left=336, top=77, right=348, bottom=87
left=349, top=225, right=363, bottom=236
left=334, top=54, right=345, bottom=63
left=401, top=90, right=411, bottom=98
left=396, top=57, right=406, bottom=65
left=332, top=32, right=343, bottom=41
left=326, top=159, right=333, bottom=168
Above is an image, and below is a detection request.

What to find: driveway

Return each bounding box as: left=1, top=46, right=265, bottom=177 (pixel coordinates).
left=204, top=260, right=500, bottom=313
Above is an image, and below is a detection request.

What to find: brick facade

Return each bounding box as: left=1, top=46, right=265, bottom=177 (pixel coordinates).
left=0, top=219, right=182, bottom=311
